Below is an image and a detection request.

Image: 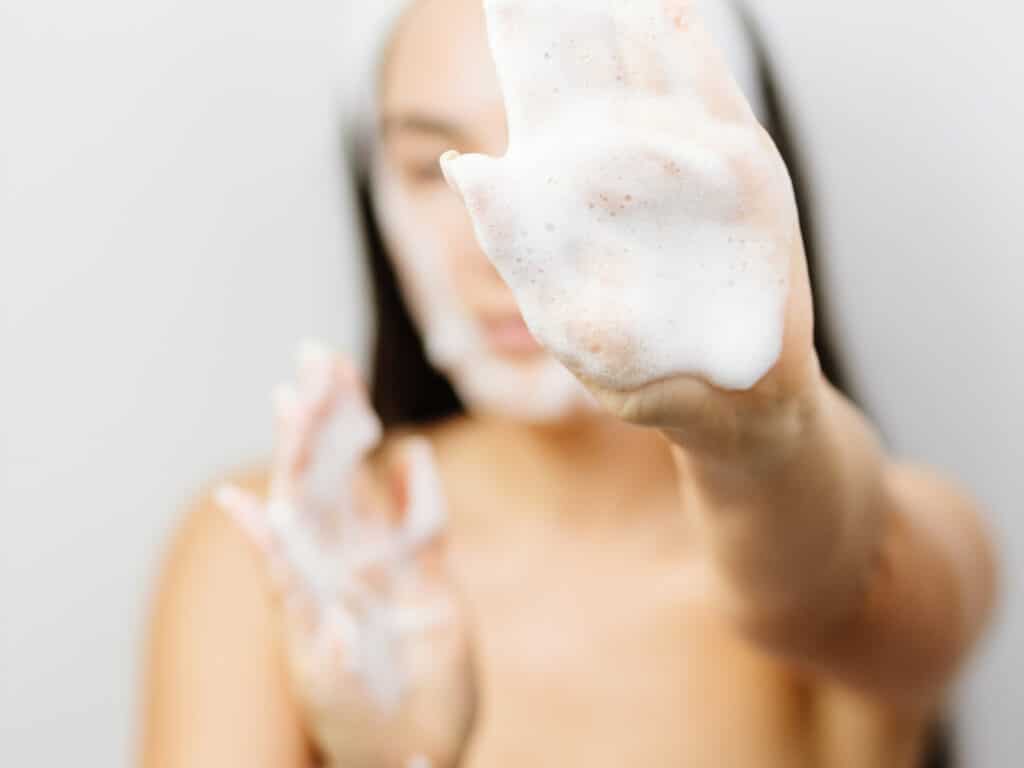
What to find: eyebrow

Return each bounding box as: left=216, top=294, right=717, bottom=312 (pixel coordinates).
left=379, top=113, right=469, bottom=143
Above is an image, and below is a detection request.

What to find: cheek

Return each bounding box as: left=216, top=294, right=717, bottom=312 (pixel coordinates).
left=447, top=226, right=502, bottom=307
left=404, top=192, right=499, bottom=303
left=435, top=197, right=483, bottom=274
left=381, top=188, right=476, bottom=313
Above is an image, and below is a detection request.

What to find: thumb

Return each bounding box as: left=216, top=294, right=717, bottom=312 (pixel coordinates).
left=440, top=149, right=504, bottom=216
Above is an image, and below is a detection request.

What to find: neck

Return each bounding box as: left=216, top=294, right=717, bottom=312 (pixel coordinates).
left=482, top=404, right=650, bottom=453
left=476, top=409, right=682, bottom=528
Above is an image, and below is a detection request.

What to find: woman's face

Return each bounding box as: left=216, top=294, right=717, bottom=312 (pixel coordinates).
left=374, top=0, right=590, bottom=420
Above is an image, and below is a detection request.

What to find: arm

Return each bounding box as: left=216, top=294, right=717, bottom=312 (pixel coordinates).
left=672, top=376, right=999, bottom=711
left=140, top=472, right=312, bottom=768
left=439, top=0, right=1000, bottom=715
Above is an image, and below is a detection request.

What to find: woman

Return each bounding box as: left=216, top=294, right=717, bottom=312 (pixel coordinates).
left=141, top=1, right=997, bottom=766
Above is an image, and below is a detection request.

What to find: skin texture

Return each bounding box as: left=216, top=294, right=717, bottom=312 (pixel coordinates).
left=141, top=1, right=1000, bottom=767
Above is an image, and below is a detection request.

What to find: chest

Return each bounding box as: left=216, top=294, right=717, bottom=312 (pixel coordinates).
left=430, top=432, right=920, bottom=768
left=447, top=522, right=814, bottom=768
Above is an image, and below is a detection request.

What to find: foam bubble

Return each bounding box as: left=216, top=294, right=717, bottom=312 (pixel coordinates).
left=443, top=0, right=797, bottom=392
left=371, top=150, right=594, bottom=422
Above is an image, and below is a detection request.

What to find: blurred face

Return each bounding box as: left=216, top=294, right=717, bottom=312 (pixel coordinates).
left=374, top=0, right=591, bottom=421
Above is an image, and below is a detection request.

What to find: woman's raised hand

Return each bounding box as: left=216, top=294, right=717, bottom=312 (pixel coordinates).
left=217, top=342, right=475, bottom=768
left=442, top=0, right=819, bottom=452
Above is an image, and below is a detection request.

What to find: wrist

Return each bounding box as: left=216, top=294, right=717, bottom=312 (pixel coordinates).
left=674, top=372, right=889, bottom=641
left=664, top=358, right=827, bottom=482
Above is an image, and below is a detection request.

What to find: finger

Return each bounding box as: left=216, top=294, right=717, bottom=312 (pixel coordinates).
left=303, top=359, right=383, bottom=513
left=273, top=341, right=382, bottom=509
left=289, top=339, right=346, bottom=482
left=216, top=484, right=273, bottom=550
left=340, top=438, right=447, bottom=606
left=660, top=0, right=758, bottom=123
left=358, top=606, right=408, bottom=713
left=217, top=485, right=315, bottom=598
left=396, top=438, right=447, bottom=555
left=282, top=594, right=363, bottom=704
left=440, top=150, right=506, bottom=221
left=484, top=0, right=625, bottom=139
left=285, top=340, right=345, bottom=479
left=613, top=0, right=676, bottom=95
left=390, top=441, right=454, bottom=624
left=271, top=384, right=303, bottom=501
left=440, top=149, right=523, bottom=277
left=658, top=0, right=724, bottom=81
left=286, top=592, right=363, bottom=672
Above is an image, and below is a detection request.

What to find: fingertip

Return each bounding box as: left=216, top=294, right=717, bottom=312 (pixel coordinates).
left=662, top=0, right=697, bottom=30
left=441, top=150, right=500, bottom=205
left=332, top=356, right=372, bottom=405
left=439, top=149, right=462, bottom=195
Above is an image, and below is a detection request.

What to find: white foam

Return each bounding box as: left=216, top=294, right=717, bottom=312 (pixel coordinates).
left=371, top=152, right=594, bottom=421
left=441, top=0, right=796, bottom=392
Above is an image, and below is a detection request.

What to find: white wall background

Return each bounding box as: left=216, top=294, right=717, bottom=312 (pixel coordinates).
left=0, top=0, right=1020, bottom=764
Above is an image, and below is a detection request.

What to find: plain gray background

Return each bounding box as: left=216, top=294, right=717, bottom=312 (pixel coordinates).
left=1, top=0, right=1020, bottom=764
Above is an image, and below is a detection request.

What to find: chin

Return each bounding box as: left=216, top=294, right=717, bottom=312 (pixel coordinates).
left=448, top=352, right=595, bottom=424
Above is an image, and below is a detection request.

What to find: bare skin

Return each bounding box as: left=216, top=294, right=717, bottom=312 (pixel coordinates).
left=141, top=1, right=999, bottom=767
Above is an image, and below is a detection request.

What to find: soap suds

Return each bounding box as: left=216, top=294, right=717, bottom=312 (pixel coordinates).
left=442, top=0, right=797, bottom=392
left=218, top=345, right=453, bottom=716
left=371, top=153, right=594, bottom=421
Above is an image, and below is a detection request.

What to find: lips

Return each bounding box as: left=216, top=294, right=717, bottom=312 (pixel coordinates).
left=480, top=314, right=543, bottom=356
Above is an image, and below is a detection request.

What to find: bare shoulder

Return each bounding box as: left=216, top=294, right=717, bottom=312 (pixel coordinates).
left=179, top=464, right=271, bottom=538
left=156, top=465, right=274, bottom=612
left=141, top=464, right=308, bottom=768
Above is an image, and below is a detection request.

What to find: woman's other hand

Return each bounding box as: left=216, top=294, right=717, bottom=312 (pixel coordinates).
left=218, top=342, right=475, bottom=768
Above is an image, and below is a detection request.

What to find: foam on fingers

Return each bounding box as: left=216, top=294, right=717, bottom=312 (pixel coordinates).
left=230, top=341, right=471, bottom=764
left=449, top=0, right=795, bottom=393
left=440, top=150, right=504, bottom=216
left=398, top=438, right=447, bottom=553
left=303, top=380, right=383, bottom=511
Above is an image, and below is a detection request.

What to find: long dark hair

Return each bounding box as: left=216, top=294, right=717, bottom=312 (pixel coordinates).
left=351, top=9, right=953, bottom=766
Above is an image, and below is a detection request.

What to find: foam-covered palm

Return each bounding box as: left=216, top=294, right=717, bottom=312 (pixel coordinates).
left=442, top=0, right=816, bottom=435
left=218, top=343, right=474, bottom=768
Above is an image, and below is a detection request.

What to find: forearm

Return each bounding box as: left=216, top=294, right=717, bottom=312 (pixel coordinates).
left=672, top=377, right=886, bottom=635
left=670, top=377, right=998, bottom=705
